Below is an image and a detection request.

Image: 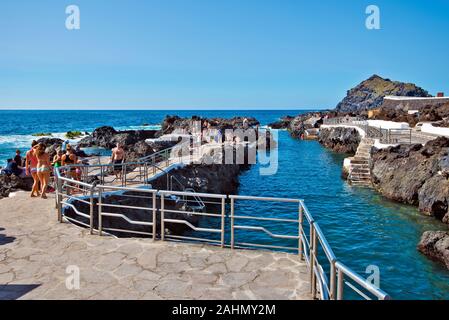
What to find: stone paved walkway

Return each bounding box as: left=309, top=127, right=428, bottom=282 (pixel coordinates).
left=0, top=192, right=311, bottom=300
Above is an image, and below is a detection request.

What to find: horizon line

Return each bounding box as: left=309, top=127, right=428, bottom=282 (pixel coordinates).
left=0, top=106, right=328, bottom=111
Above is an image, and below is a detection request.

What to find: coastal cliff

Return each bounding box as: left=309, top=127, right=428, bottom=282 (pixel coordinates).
left=370, top=138, right=449, bottom=269
left=371, top=137, right=449, bottom=222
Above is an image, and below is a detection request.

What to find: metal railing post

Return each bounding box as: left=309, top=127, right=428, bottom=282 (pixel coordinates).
left=123, top=163, right=127, bottom=187
left=330, top=261, right=336, bottom=300
left=298, top=203, right=303, bottom=259
left=310, top=223, right=316, bottom=297
left=98, top=187, right=103, bottom=236
left=89, top=185, right=95, bottom=235
left=230, top=197, right=235, bottom=249
left=152, top=192, right=157, bottom=241
left=221, top=197, right=226, bottom=248
left=337, top=267, right=344, bottom=300
left=144, top=163, right=148, bottom=184
left=57, top=176, right=63, bottom=222
left=161, top=193, right=165, bottom=241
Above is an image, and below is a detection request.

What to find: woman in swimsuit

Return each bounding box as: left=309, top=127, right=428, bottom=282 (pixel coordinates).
left=62, top=146, right=78, bottom=194
left=25, top=140, right=40, bottom=197
left=35, top=143, right=51, bottom=199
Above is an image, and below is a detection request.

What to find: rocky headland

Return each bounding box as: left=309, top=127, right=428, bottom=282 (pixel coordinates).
left=335, top=74, right=431, bottom=113
left=271, top=74, right=434, bottom=142
left=270, top=75, right=449, bottom=269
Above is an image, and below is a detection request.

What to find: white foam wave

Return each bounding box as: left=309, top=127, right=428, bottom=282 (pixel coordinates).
left=0, top=125, right=162, bottom=150
left=0, top=132, right=88, bottom=150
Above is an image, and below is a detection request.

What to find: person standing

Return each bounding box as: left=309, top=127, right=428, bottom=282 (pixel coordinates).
left=35, top=144, right=51, bottom=199
left=61, top=140, right=69, bottom=152
left=25, top=141, right=40, bottom=197
left=111, top=143, right=125, bottom=179
left=62, top=145, right=78, bottom=194
left=14, top=150, right=23, bottom=167
left=243, top=117, right=249, bottom=130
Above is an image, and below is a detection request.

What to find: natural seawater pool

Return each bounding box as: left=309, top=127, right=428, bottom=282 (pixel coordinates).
left=1, top=110, right=449, bottom=299
left=233, top=130, right=449, bottom=300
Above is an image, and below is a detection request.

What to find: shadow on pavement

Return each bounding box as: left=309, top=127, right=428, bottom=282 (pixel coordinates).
left=0, top=285, right=41, bottom=300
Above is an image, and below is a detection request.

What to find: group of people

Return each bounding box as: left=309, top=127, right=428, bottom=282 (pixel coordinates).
left=197, top=118, right=255, bottom=145
left=5, top=141, right=81, bottom=199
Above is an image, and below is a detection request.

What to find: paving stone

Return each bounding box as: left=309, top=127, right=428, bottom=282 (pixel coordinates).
left=219, top=272, right=257, bottom=288
left=0, top=192, right=311, bottom=300
left=154, top=279, right=190, bottom=298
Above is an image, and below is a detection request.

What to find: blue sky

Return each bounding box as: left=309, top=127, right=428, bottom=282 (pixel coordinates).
left=1, top=0, right=448, bottom=110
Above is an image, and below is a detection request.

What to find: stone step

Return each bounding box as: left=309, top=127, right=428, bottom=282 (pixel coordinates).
left=351, top=159, right=370, bottom=164
left=350, top=179, right=372, bottom=183
left=350, top=174, right=371, bottom=179
left=350, top=171, right=371, bottom=175
left=357, top=149, right=372, bottom=154
left=351, top=169, right=370, bottom=174
left=350, top=162, right=370, bottom=166
left=351, top=179, right=372, bottom=183
left=356, top=152, right=371, bottom=157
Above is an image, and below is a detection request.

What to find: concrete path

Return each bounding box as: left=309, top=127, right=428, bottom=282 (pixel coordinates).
left=0, top=192, right=311, bottom=300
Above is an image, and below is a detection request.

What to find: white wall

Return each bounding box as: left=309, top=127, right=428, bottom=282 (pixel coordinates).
left=421, top=123, right=449, bottom=137
left=367, top=120, right=410, bottom=129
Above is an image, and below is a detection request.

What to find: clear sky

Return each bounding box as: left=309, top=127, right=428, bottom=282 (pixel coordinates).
left=1, top=0, right=448, bottom=110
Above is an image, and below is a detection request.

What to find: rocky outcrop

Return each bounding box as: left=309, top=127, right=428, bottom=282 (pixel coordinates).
left=335, top=75, right=431, bottom=113
left=318, top=127, right=361, bottom=154
left=418, top=231, right=449, bottom=270
left=151, top=164, right=243, bottom=195
left=79, top=126, right=158, bottom=149
left=157, top=115, right=260, bottom=137
left=373, top=101, right=449, bottom=127
left=78, top=126, right=160, bottom=161
left=287, top=113, right=325, bottom=139
left=0, top=175, right=34, bottom=199
left=268, top=116, right=295, bottom=129
left=371, top=137, right=449, bottom=222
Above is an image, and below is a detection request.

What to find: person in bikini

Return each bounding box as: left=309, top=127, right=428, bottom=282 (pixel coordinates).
left=25, top=140, right=40, bottom=197
left=62, top=145, right=78, bottom=194
left=111, top=143, right=125, bottom=179
left=35, top=143, right=51, bottom=199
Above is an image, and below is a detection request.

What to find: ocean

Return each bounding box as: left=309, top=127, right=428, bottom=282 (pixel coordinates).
left=1, top=109, right=449, bottom=299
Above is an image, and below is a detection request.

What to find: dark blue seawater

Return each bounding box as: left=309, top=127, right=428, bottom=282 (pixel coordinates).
left=1, top=110, right=448, bottom=299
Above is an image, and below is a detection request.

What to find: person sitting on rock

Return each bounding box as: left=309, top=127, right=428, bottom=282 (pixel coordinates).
left=3, top=158, right=25, bottom=177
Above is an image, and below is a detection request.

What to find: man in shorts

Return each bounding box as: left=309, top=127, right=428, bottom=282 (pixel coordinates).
left=111, top=143, right=125, bottom=179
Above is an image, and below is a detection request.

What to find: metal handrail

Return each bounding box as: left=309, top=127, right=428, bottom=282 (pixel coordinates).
left=323, top=117, right=413, bottom=145
left=53, top=147, right=390, bottom=300
left=229, top=195, right=389, bottom=300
